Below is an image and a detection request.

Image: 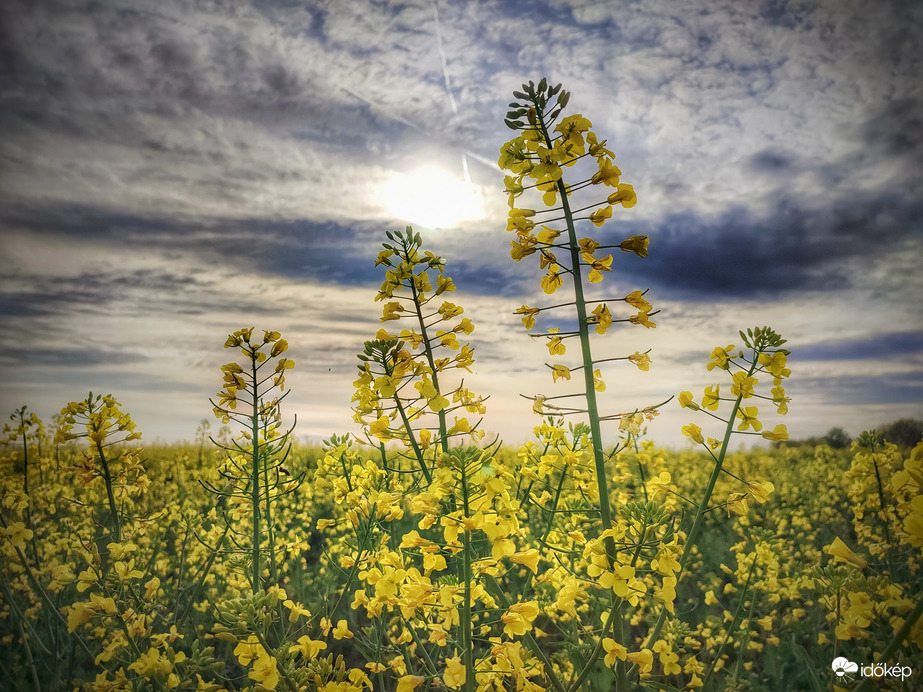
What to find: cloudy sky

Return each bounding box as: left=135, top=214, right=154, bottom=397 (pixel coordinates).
left=1, top=0, right=921, bottom=449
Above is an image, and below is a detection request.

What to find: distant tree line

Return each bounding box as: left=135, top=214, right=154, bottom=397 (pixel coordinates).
left=776, top=418, right=923, bottom=450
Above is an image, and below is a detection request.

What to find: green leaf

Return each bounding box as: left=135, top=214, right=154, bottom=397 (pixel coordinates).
left=790, top=640, right=826, bottom=692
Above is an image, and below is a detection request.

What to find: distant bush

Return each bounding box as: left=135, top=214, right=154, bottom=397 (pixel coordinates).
left=825, top=427, right=852, bottom=449
left=880, top=418, right=923, bottom=448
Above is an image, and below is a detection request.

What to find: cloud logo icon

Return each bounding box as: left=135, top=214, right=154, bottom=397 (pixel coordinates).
left=832, top=657, right=859, bottom=677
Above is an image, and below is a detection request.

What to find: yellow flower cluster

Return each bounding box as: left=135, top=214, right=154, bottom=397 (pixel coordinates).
left=499, top=80, right=662, bottom=445
left=352, top=228, right=485, bottom=454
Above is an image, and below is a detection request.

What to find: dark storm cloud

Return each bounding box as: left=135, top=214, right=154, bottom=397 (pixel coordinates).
left=0, top=200, right=522, bottom=298
left=795, top=332, right=923, bottom=362
left=0, top=265, right=216, bottom=319
left=861, top=97, right=923, bottom=173
left=587, top=189, right=923, bottom=300
left=791, top=372, right=923, bottom=407
left=749, top=150, right=794, bottom=174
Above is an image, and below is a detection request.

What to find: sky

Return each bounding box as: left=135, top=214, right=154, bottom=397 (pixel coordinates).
left=1, top=0, right=921, bottom=450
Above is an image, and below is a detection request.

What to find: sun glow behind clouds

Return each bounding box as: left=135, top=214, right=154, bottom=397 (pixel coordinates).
left=375, top=165, right=485, bottom=229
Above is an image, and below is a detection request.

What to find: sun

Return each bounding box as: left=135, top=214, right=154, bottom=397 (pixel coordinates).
left=376, top=165, right=485, bottom=229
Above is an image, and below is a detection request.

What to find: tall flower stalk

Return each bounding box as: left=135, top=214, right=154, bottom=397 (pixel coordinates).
left=500, top=79, right=663, bottom=688
left=54, top=393, right=145, bottom=554
left=207, top=327, right=301, bottom=593
left=352, top=227, right=486, bottom=481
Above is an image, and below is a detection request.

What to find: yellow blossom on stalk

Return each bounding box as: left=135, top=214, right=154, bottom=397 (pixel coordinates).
left=619, top=412, right=644, bottom=435
left=540, top=266, right=564, bottom=294
left=2, top=521, right=33, bottom=548
left=736, top=406, right=762, bottom=431
left=624, top=290, right=651, bottom=312
left=761, top=424, right=788, bottom=441
left=333, top=619, right=353, bottom=640
left=442, top=657, right=466, bottom=688
left=515, top=305, right=540, bottom=329
left=727, top=493, right=749, bottom=516
left=3, top=491, right=29, bottom=513
left=113, top=560, right=143, bottom=582
left=67, top=602, right=95, bottom=632
left=626, top=649, right=654, bottom=674
left=619, top=235, right=649, bottom=257
left=603, top=637, right=627, bottom=666
left=682, top=423, right=704, bottom=444
left=747, top=481, right=775, bottom=503
left=826, top=537, right=867, bottom=569
left=396, top=675, right=426, bottom=692
left=546, top=330, right=566, bottom=356
left=369, top=415, right=391, bottom=440
left=629, top=310, right=656, bottom=328
left=88, top=593, right=117, bottom=614
left=248, top=653, right=279, bottom=690
left=592, top=159, right=621, bottom=186
left=283, top=599, right=311, bottom=622
left=608, top=184, right=638, bottom=208
left=551, top=364, right=571, bottom=382
left=702, top=385, right=720, bottom=410
left=76, top=567, right=97, bottom=593
left=501, top=601, right=540, bottom=637
left=510, top=549, right=541, bottom=573
left=707, top=345, right=736, bottom=371
left=293, top=636, right=326, bottom=659
left=648, top=471, right=672, bottom=496
left=656, top=575, right=678, bottom=614
left=585, top=253, right=613, bottom=282
left=48, top=565, right=75, bottom=592
left=731, top=371, right=758, bottom=398
left=629, top=352, right=651, bottom=371
left=381, top=302, right=404, bottom=321
left=771, top=385, right=790, bottom=414
left=589, top=205, right=613, bottom=227
left=758, top=350, right=791, bottom=383
left=589, top=303, right=613, bottom=334
left=678, top=391, right=698, bottom=410
left=234, top=635, right=265, bottom=666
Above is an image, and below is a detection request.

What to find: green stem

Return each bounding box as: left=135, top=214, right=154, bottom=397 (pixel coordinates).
left=635, top=357, right=760, bottom=677
left=459, top=456, right=475, bottom=692
left=566, top=595, right=623, bottom=692
left=95, top=439, right=122, bottom=544
left=535, top=98, right=624, bottom=688
left=20, top=414, right=41, bottom=569
left=172, top=525, right=190, bottom=626
left=15, top=611, right=40, bottom=692
left=701, top=553, right=758, bottom=687
left=176, top=527, right=229, bottom=625
left=261, top=419, right=278, bottom=586
left=403, top=233, right=450, bottom=453
left=251, top=353, right=262, bottom=593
